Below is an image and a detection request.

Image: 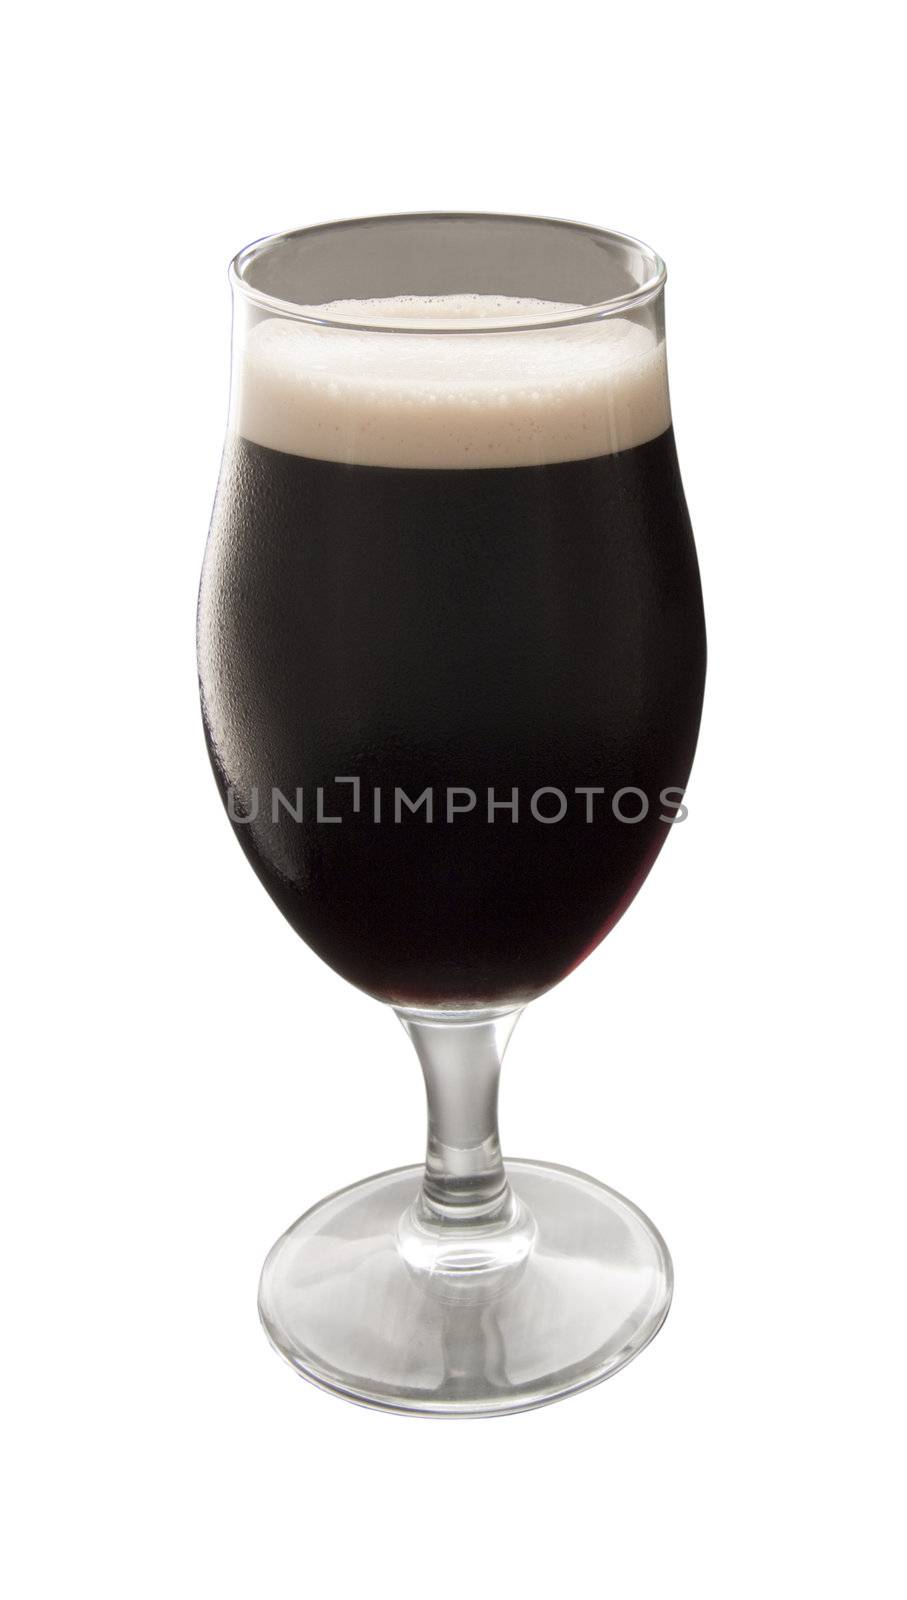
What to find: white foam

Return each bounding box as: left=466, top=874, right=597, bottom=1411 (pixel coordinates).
left=235, top=295, right=670, bottom=469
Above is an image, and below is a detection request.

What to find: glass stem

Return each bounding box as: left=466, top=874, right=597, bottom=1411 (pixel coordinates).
left=397, top=1007, right=522, bottom=1225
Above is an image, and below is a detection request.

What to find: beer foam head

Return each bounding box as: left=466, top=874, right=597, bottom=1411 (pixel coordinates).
left=235, top=296, right=670, bottom=469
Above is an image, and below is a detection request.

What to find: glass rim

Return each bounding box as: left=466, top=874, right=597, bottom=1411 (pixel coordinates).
left=229, top=212, right=667, bottom=334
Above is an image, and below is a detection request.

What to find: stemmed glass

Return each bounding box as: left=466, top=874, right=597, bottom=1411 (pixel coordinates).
left=198, top=213, right=706, bottom=1415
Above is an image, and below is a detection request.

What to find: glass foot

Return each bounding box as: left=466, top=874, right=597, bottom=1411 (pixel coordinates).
left=258, top=1159, right=672, bottom=1416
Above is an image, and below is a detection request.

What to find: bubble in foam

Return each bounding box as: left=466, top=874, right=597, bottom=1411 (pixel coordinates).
left=235, top=295, right=670, bottom=469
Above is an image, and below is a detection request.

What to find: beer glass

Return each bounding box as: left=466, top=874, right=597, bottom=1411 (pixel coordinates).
left=198, top=213, right=706, bottom=1415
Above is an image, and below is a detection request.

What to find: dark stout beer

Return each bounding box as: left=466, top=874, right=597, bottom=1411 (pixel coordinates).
left=198, top=298, right=706, bottom=1005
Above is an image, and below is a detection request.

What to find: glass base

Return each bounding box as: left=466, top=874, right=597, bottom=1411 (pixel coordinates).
left=258, top=1159, right=672, bottom=1417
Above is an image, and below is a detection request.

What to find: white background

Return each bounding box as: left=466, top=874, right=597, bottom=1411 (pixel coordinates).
left=4, top=2, right=904, bottom=1595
